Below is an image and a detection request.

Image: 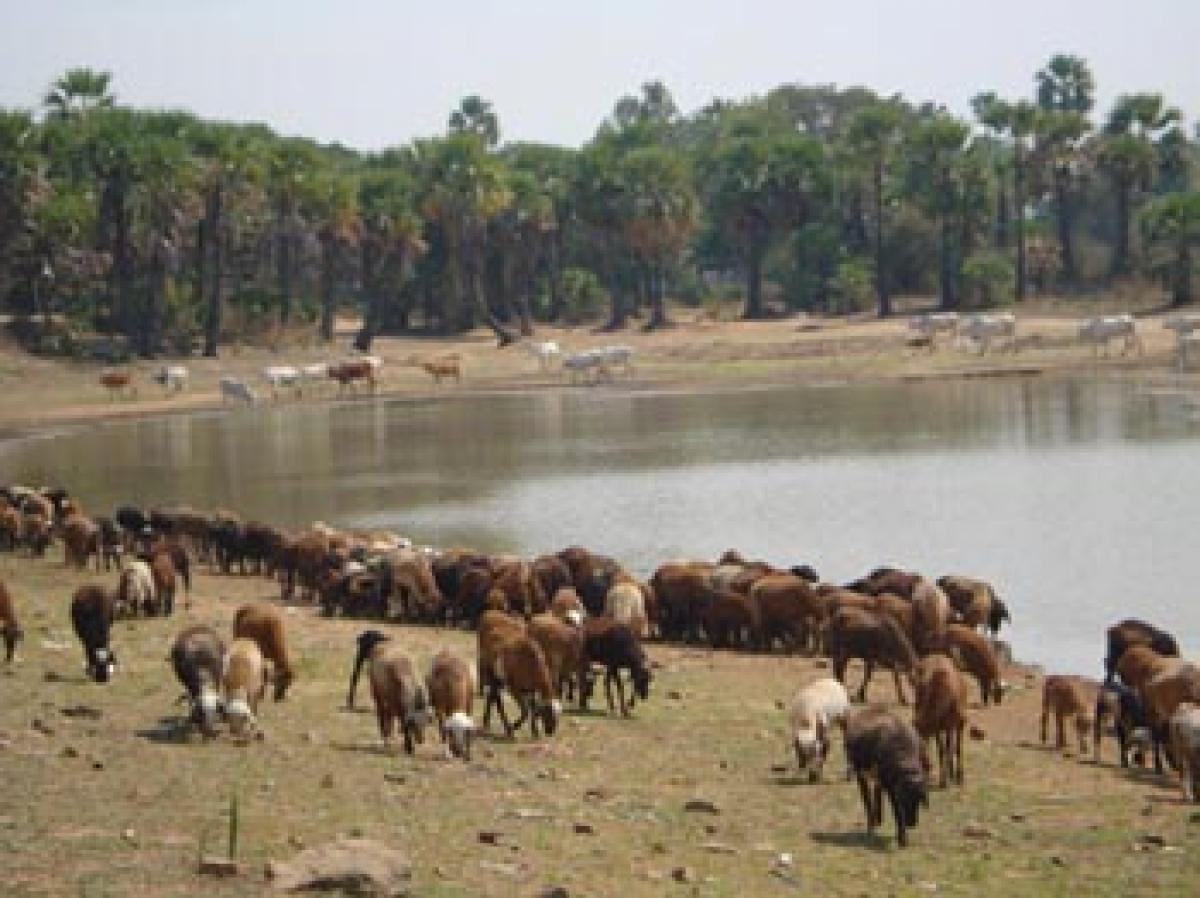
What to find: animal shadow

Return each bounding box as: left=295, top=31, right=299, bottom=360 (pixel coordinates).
left=135, top=715, right=193, bottom=745
left=809, top=830, right=891, bottom=852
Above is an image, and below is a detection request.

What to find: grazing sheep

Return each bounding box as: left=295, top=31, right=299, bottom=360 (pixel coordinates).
left=369, top=644, right=432, bottom=754
left=701, top=590, right=761, bottom=650
left=1041, top=675, right=1100, bottom=754
left=943, top=624, right=1005, bottom=706
left=70, top=584, right=116, bottom=683
left=478, top=612, right=559, bottom=737
left=936, top=575, right=1010, bottom=635
left=1094, top=681, right=1151, bottom=768
left=910, top=577, right=951, bottom=654
left=843, top=707, right=930, bottom=848
left=170, top=625, right=226, bottom=737
left=750, top=573, right=823, bottom=653
left=426, top=650, right=477, bottom=761
left=789, top=677, right=850, bottom=781
left=1168, top=703, right=1200, bottom=802
left=1141, top=663, right=1200, bottom=773
left=1115, top=644, right=1182, bottom=697
left=62, top=514, right=99, bottom=569
left=604, top=580, right=648, bottom=638
left=222, top=638, right=267, bottom=738
left=1105, top=619, right=1179, bottom=685
left=0, top=579, right=22, bottom=662
left=148, top=551, right=178, bottom=615
left=913, top=654, right=969, bottom=787
left=115, top=558, right=156, bottom=617
left=549, top=587, right=586, bottom=628
left=233, top=603, right=296, bottom=701
left=578, top=616, right=652, bottom=717
left=827, top=607, right=918, bottom=705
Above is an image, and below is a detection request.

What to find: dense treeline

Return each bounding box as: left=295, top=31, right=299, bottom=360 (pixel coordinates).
left=1, top=56, right=1199, bottom=358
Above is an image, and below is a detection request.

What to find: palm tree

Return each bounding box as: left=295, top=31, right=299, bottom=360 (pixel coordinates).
left=268, top=140, right=321, bottom=325
left=1100, top=93, right=1182, bottom=277
left=1033, top=110, right=1091, bottom=284
left=312, top=175, right=361, bottom=342
left=847, top=102, right=903, bottom=316
left=43, top=68, right=114, bottom=120
left=1140, top=192, right=1200, bottom=306
left=971, top=95, right=1036, bottom=299
left=355, top=168, right=426, bottom=350
left=448, top=95, right=500, bottom=149
left=905, top=114, right=972, bottom=310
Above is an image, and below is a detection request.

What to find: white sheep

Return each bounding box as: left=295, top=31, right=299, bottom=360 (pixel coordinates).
left=789, top=677, right=850, bottom=781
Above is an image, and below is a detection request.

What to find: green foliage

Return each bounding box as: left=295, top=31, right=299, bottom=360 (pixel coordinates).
left=830, top=257, right=874, bottom=314
left=960, top=250, right=1015, bottom=309
left=558, top=267, right=607, bottom=323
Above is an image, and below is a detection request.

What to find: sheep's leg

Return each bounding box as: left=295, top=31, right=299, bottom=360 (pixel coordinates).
left=936, top=734, right=947, bottom=788
left=614, top=670, right=629, bottom=717
left=604, top=670, right=616, bottom=713
left=377, top=708, right=392, bottom=747
left=856, top=773, right=875, bottom=833
left=956, top=723, right=965, bottom=785
left=889, top=788, right=908, bottom=848
left=1056, top=713, right=1066, bottom=750
left=509, top=693, right=528, bottom=737
left=402, top=723, right=415, bottom=755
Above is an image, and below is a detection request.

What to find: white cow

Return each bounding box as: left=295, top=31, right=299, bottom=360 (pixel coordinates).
left=1078, top=315, right=1141, bottom=357
left=151, top=365, right=189, bottom=394
left=596, top=344, right=635, bottom=374
left=562, top=350, right=607, bottom=384
left=959, top=313, right=1017, bottom=354
left=522, top=340, right=562, bottom=371
left=908, top=312, right=960, bottom=345
left=1164, top=315, right=1200, bottom=337
left=262, top=365, right=302, bottom=400
left=219, top=376, right=257, bottom=405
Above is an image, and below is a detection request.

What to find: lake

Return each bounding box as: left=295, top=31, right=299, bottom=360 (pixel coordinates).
left=3, top=375, right=1198, bottom=675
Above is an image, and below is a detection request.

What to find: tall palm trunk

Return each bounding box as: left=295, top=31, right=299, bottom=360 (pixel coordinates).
left=873, top=158, right=890, bottom=318
left=1013, top=150, right=1027, bottom=301
left=743, top=235, right=767, bottom=320
left=319, top=233, right=336, bottom=342
left=547, top=229, right=565, bottom=322
left=277, top=198, right=294, bottom=325
left=1111, top=177, right=1132, bottom=278
left=646, top=263, right=669, bottom=330
left=202, top=185, right=223, bottom=358
left=1053, top=167, right=1078, bottom=284
left=938, top=215, right=956, bottom=311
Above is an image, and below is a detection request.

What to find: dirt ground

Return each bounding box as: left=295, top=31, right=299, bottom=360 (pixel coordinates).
left=1, top=551, right=1198, bottom=897
left=0, top=297, right=1196, bottom=439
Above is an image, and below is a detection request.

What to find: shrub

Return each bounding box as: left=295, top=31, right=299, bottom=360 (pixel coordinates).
left=961, top=250, right=1014, bottom=309
left=559, top=268, right=608, bottom=324
left=830, top=257, right=874, bottom=315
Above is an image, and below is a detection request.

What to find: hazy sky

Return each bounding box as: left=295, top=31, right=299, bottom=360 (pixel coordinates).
left=0, top=0, right=1194, bottom=150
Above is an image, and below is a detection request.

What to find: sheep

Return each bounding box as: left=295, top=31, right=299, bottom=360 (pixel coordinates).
left=750, top=573, right=823, bottom=653
left=604, top=580, right=648, bottom=638
left=0, top=579, right=23, bottom=662
left=346, top=629, right=390, bottom=709
left=222, top=638, right=267, bottom=738
left=233, top=603, right=296, bottom=701
left=426, top=649, right=477, bottom=761
left=369, top=643, right=433, bottom=754
left=1094, top=681, right=1151, bottom=768
left=170, top=625, right=226, bottom=737
left=578, top=616, right=652, bottom=717
left=936, top=574, right=1010, bottom=635
left=549, top=587, right=586, bottom=628
left=826, top=607, right=918, bottom=705
left=1041, top=675, right=1100, bottom=754
left=62, top=514, right=99, bottom=569
left=1115, top=644, right=1182, bottom=696
left=1168, top=703, right=1200, bottom=802
left=115, top=557, right=155, bottom=617
left=527, top=612, right=586, bottom=701
left=913, top=654, right=969, bottom=787
left=478, top=611, right=560, bottom=738
left=1105, top=619, right=1179, bottom=685
left=1141, top=663, right=1200, bottom=773
left=943, top=624, right=1005, bottom=706
left=910, top=577, right=950, bottom=654
left=70, top=584, right=116, bottom=683
left=701, top=590, right=761, bottom=650
left=789, top=677, right=850, bottom=782
left=843, top=706, right=930, bottom=848
left=149, top=550, right=177, bottom=615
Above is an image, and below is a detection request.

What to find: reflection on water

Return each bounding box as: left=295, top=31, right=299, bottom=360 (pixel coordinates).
left=3, top=376, right=1199, bottom=673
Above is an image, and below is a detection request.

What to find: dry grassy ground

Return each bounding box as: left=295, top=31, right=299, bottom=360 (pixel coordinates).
left=2, top=550, right=1199, bottom=897
left=0, top=298, right=1195, bottom=439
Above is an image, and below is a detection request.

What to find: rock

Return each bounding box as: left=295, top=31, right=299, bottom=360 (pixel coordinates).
left=198, top=856, right=242, bottom=877
left=478, top=831, right=502, bottom=845
left=61, top=746, right=79, bottom=759
left=507, top=808, right=551, bottom=821
left=384, top=774, right=406, bottom=786
left=266, top=838, right=411, bottom=895
left=775, top=852, right=793, bottom=868
left=962, top=824, right=994, bottom=839
left=770, top=764, right=789, bottom=774
left=91, top=760, right=105, bottom=771
left=320, top=773, right=334, bottom=789
left=667, top=690, right=683, bottom=700
left=478, top=861, right=520, bottom=878
left=572, top=822, right=594, bottom=835
left=702, top=841, right=738, bottom=855
left=539, top=887, right=570, bottom=898
left=583, top=787, right=611, bottom=802
left=60, top=705, right=102, bottom=720
left=670, top=866, right=694, bottom=884
left=31, top=718, right=54, bottom=736
left=1139, top=833, right=1166, bottom=848
left=969, top=726, right=987, bottom=741
left=122, top=828, right=136, bottom=844
left=1009, top=813, right=1026, bottom=823
left=684, top=798, right=720, bottom=815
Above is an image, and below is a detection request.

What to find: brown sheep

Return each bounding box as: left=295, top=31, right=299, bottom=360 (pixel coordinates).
left=222, top=638, right=267, bottom=738
left=701, top=590, right=761, bottom=650
left=1142, top=664, right=1200, bottom=773
left=913, top=654, right=969, bottom=787
left=943, top=624, right=1004, bottom=706
left=369, top=644, right=432, bottom=754
left=233, top=603, right=296, bottom=701
left=853, top=567, right=922, bottom=599
left=751, top=573, right=823, bottom=653
left=1041, top=675, right=1100, bottom=753
left=937, top=574, right=1010, bottom=635
left=532, top=554, right=573, bottom=607
left=491, top=559, right=540, bottom=618
left=0, top=505, right=21, bottom=550
left=485, top=635, right=560, bottom=739
left=1105, top=619, right=1180, bottom=684
left=149, top=551, right=178, bottom=616
left=426, top=649, right=476, bottom=761
left=872, top=593, right=915, bottom=641
left=1115, top=644, right=1182, bottom=697
left=1168, top=703, right=1200, bottom=802
left=62, top=514, right=99, bottom=569
left=827, top=607, right=918, bottom=705
left=549, top=587, right=586, bottom=627
left=527, top=612, right=586, bottom=701
left=22, top=511, right=52, bottom=557
left=650, top=561, right=715, bottom=643
left=0, top=579, right=22, bottom=662
left=910, top=578, right=950, bottom=655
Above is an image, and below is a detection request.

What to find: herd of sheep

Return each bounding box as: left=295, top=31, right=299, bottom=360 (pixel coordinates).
left=0, top=482, right=1197, bottom=852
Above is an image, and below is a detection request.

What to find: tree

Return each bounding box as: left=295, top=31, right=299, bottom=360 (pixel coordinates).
left=43, top=67, right=114, bottom=120
left=355, top=167, right=425, bottom=350
left=972, top=94, right=1036, bottom=299
left=905, top=114, right=972, bottom=310
left=847, top=102, right=903, bottom=316
left=1035, top=55, right=1095, bottom=115
left=268, top=140, right=321, bottom=325
left=311, top=174, right=360, bottom=342
left=448, top=95, right=500, bottom=149
left=1140, top=192, right=1200, bottom=306
left=1100, top=93, right=1182, bottom=277
left=1033, top=110, right=1090, bottom=284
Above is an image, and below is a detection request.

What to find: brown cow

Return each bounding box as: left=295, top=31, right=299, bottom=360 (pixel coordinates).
left=328, top=359, right=379, bottom=393
left=99, top=369, right=136, bottom=400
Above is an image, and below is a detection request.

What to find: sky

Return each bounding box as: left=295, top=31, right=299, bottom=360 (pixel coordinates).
left=0, top=0, right=1195, bottom=150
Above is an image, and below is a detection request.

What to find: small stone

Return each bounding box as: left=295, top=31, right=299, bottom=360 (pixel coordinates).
left=31, top=718, right=53, bottom=736
left=509, top=808, right=551, bottom=821
left=198, top=856, right=241, bottom=877
left=478, top=860, right=520, bottom=877
left=384, top=773, right=406, bottom=786
left=572, top=822, right=594, bottom=835
left=704, top=823, right=717, bottom=835
left=539, top=888, right=569, bottom=898
left=91, top=760, right=104, bottom=771
left=770, top=764, right=789, bottom=774
left=1139, top=834, right=1166, bottom=848
left=1050, top=856, right=1065, bottom=867
left=584, top=787, right=610, bottom=802
left=671, top=866, right=694, bottom=884
left=702, top=841, right=738, bottom=855
left=61, top=746, right=79, bottom=759
left=684, top=798, right=720, bottom=815
left=969, top=726, right=987, bottom=741
left=1009, top=813, right=1026, bottom=823
left=774, top=699, right=785, bottom=711
left=478, top=830, right=502, bottom=845
left=121, top=828, right=136, bottom=844
left=775, top=852, right=793, bottom=868
left=320, top=773, right=334, bottom=789
left=963, top=823, right=994, bottom=839
left=667, top=690, right=683, bottom=700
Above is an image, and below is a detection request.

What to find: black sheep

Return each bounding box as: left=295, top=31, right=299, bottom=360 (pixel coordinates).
left=70, top=584, right=116, bottom=683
